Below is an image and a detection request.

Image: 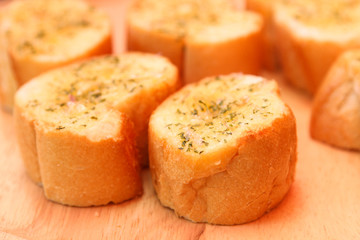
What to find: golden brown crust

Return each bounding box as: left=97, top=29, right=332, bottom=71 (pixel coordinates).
left=275, top=20, right=345, bottom=94
left=127, top=23, right=184, bottom=72
left=311, top=50, right=360, bottom=150
left=246, top=0, right=278, bottom=70
left=14, top=53, right=179, bottom=206
left=149, top=74, right=297, bottom=225
left=0, top=0, right=112, bottom=110
left=14, top=105, right=40, bottom=183
left=36, top=113, right=142, bottom=206
left=184, top=23, right=263, bottom=83
left=0, top=9, right=17, bottom=111
left=127, top=0, right=263, bottom=84
left=274, top=0, right=360, bottom=94
left=15, top=102, right=142, bottom=206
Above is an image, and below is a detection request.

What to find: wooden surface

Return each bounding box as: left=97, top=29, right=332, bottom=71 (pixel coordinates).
left=1, top=0, right=360, bottom=239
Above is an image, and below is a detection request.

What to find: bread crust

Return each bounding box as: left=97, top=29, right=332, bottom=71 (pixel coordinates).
left=184, top=20, right=263, bottom=83
left=247, top=0, right=278, bottom=70
left=149, top=74, right=297, bottom=225
left=127, top=23, right=183, bottom=72
left=14, top=106, right=40, bottom=183
left=127, top=0, right=263, bottom=84
left=275, top=20, right=344, bottom=94
left=15, top=103, right=142, bottom=206
left=0, top=0, right=112, bottom=110
left=311, top=50, right=360, bottom=150
left=274, top=0, right=360, bottom=94
left=14, top=53, right=179, bottom=206
left=36, top=113, right=142, bottom=206
left=115, top=57, right=180, bottom=166
left=0, top=10, right=17, bottom=111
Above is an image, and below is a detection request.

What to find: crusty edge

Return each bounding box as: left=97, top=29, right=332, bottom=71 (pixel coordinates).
left=184, top=21, right=264, bottom=84
left=149, top=106, right=297, bottom=225
left=35, top=112, right=142, bottom=207
left=14, top=104, right=41, bottom=184
left=0, top=9, right=18, bottom=111
left=274, top=11, right=351, bottom=94
left=274, top=19, right=312, bottom=93
left=127, top=16, right=184, bottom=74
left=246, top=0, right=278, bottom=70
left=129, top=73, right=180, bottom=167
left=310, top=53, right=360, bottom=150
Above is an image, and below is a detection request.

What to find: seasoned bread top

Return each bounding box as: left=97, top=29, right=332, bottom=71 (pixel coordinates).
left=16, top=53, right=177, bottom=141
left=150, top=74, right=290, bottom=174
left=275, top=0, right=360, bottom=41
left=129, top=0, right=261, bottom=43
left=1, top=0, right=110, bottom=61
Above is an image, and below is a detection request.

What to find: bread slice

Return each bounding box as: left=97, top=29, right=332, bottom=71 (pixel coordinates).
left=15, top=53, right=179, bottom=206
left=0, top=0, right=112, bottom=110
left=274, top=0, right=360, bottom=94
left=149, top=73, right=297, bottom=225
left=127, top=0, right=263, bottom=84
left=246, top=0, right=278, bottom=70
left=311, top=50, right=360, bottom=150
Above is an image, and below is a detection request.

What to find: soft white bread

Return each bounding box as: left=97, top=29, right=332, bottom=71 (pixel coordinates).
left=127, top=0, right=264, bottom=84
left=311, top=50, right=360, bottom=151
left=0, top=0, right=112, bottom=110
left=246, top=0, right=278, bottom=70
left=149, top=74, right=297, bottom=225
left=274, top=0, right=360, bottom=94
left=15, top=53, right=179, bottom=206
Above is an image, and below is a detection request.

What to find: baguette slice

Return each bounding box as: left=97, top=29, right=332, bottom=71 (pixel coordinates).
left=149, top=73, right=297, bottom=225
left=274, top=0, right=360, bottom=94
left=246, top=0, right=278, bottom=70
left=15, top=53, right=179, bottom=206
left=128, top=0, right=263, bottom=84
left=311, top=50, right=360, bottom=150
left=0, top=0, right=112, bottom=110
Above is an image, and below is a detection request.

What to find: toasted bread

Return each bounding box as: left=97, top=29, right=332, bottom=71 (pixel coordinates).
left=15, top=53, right=179, bottom=206
left=149, top=73, right=297, bottom=225
left=127, top=0, right=263, bottom=84
left=311, top=50, right=360, bottom=150
left=246, top=0, right=278, bottom=70
left=0, top=0, right=112, bottom=110
left=274, top=0, right=360, bottom=94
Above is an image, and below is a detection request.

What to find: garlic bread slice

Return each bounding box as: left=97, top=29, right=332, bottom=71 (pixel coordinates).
left=128, top=0, right=263, bottom=84
left=274, top=0, right=360, bottom=94
left=311, top=50, right=360, bottom=150
left=0, top=0, right=112, bottom=110
left=15, top=53, right=179, bottom=206
left=149, top=73, right=297, bottom=224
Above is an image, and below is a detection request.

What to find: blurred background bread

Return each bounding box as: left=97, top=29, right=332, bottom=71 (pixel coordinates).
left=274, top=0, right=360, bottom=94
left=246, top=0, right=279, bottom=70
left=127, top=0, right=264, bottom=84
left=149, top=73, right=297, bottom=225
left=14, top=53, right=179, bottom=206
left=311, top=50, right=360, bottom=151
left=0, top=0, right=112, bottom=111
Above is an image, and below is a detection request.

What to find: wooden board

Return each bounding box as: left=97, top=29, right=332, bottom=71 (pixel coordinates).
left=1, top=0, right=360, bottom=239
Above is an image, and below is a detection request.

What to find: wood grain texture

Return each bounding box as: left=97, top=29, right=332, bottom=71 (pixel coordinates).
left=1, top=0, right=360, bottom=239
